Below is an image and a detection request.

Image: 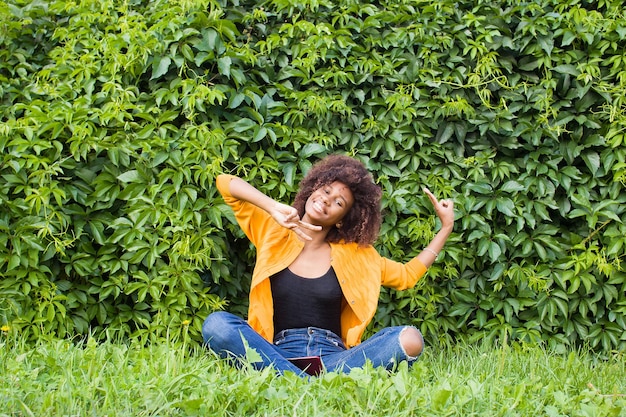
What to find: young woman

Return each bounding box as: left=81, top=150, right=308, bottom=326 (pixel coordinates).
left=202, top=154, right=454, bottom=375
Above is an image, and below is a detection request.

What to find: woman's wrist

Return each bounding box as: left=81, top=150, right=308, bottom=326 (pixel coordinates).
left=438, top=224, right=454, bottom=238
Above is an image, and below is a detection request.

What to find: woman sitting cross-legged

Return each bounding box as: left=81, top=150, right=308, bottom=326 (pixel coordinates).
left=202, top=154, right=454, bottom=376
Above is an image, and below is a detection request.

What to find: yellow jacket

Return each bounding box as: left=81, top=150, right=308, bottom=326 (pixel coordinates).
left=217, top=174, right=428, bottom=348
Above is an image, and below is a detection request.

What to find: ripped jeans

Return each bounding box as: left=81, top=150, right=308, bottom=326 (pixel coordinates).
left=202, top=311, right=423, bottom=376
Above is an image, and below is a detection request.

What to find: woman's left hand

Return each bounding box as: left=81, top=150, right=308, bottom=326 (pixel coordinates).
left=424, top=188, right=454, bottom=229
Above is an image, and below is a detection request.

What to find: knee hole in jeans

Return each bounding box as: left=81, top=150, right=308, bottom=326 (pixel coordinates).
left=399, top=326, right=424, bottom=358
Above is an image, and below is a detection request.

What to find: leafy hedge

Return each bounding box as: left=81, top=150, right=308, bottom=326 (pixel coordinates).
left=1, top=0, right=625, bottom=351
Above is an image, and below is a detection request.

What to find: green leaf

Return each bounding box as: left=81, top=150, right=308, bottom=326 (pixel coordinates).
left=217, top=56, right=231, bottom=77
left=501, top=180, right=525, bottom=193
left=252, top=126, right=267, bottom=142
left=117, top=170, right=142, bottom=183
left=581, top=152, right=600, bottom=175
left=380, top=163, right=402, bottom=177
left=553, top=64, right=579, bottom=76
left=537, top=35, right=554, bottom=56
left=496, top=198, right=515, bottom=216
left=432, top=385, right=453, bottom=410
left=282, top=163, right=296, bottom=187
left=195, top=28, right=222, bottom=52
left=561, top=30, right=576, bottom=46
left=151, top=56, right=171, bottom=80
left=488, top=241, right=502, bottom=262
left=300, top=143, right=327, bottom=158
left=231, top=118, right=256, bottom=133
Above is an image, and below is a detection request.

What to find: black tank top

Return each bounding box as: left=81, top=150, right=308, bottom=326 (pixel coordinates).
left=270, top=267, right=343, bottom=338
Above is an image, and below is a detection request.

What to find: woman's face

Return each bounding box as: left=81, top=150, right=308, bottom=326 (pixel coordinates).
left=303, top=181, right=354, bottom=227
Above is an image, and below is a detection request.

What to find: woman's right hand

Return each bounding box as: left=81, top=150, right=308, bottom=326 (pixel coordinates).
left=270, top=202, right=321, bottom=240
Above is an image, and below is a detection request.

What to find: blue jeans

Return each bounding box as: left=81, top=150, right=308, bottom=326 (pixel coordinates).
left=202, top=311, right=423, bottom=376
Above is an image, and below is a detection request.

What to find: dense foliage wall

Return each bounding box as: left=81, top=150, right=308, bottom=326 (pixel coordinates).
left=1, top=0, right=625, bottom=350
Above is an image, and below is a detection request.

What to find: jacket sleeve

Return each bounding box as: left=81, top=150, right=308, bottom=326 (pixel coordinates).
left=216, top=174, right=275, bottom=247
left=380, top=255, right=427, bottom=290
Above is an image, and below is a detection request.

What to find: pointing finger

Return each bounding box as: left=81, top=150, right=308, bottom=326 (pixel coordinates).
left=423, top=187, right=439, bottom=206
left=297, top=220, right=322, bottom=231
left=295, top=229, right=313, bottom=241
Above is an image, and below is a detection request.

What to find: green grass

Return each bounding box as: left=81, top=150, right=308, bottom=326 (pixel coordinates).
left=1, top=334, right=624, bottom=416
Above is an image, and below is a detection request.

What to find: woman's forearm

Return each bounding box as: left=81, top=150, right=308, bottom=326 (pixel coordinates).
left=226, top=175, right=313, bottom=238
left=227, top=176, right=278, bottom=214
left=416, top=224, right=453, bottom=268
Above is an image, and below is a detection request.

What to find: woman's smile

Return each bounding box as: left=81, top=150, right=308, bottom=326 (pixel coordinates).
left=312, top=200, right=327, bottom=214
